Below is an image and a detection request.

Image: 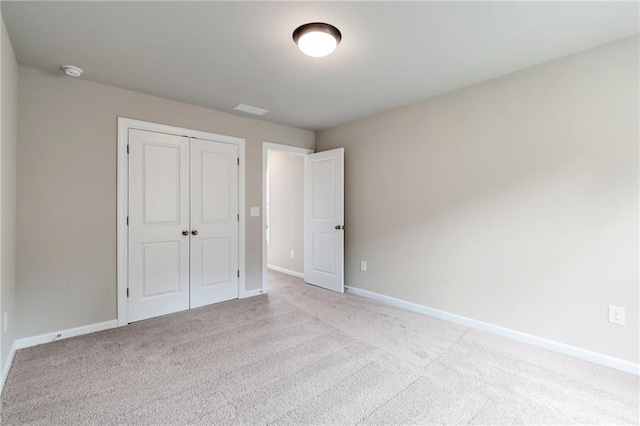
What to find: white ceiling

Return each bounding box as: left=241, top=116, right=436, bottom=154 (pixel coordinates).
left=2, top=1, right=638, bottom=131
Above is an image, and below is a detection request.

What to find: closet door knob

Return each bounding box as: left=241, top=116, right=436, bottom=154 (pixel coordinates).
left=182, top=230, right=189, bottom=236
left=191, top=230, right=198, bottom=236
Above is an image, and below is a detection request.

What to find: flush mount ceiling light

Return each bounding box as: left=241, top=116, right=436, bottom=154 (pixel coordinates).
left=62, top=65, right=83, bottom=77
left=293, top=22, right=342, bottom=58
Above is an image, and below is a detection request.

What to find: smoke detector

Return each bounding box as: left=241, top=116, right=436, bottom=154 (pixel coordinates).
left=62, top=65, right=83, bottom=78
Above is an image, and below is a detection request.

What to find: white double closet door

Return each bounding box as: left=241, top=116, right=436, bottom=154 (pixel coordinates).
left=128, top=129, right=239, bottom=322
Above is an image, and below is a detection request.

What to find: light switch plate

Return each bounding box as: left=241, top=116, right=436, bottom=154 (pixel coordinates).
left=250, top=207, right=260, bottom=217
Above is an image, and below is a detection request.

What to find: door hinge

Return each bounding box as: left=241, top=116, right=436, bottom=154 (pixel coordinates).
left=237, top=213, right=239, bottom=222
left=126, top=216, right=129, bottom=226
left=237, top=270, right=240, bottom=278
left=126, top=288, right=129, bottom=298
left=127, top=144, right=130, bottom=154
left=237, top=157, right=240, bottom=166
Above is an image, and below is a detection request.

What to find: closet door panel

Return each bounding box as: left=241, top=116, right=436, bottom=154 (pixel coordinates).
left=190, top=139, right=239, bottom=308
left=128, top=129, right=190, bottom=322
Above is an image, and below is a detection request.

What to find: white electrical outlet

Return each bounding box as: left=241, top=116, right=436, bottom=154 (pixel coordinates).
left=3, top=312, right=7, bottom=332
left=250, top=207, right=260, bottom=217
left=360, top=261, right=367, bottom=272
left=290, top=250, right=295, bottom=259
left=608, top=305, right=625, bottom=326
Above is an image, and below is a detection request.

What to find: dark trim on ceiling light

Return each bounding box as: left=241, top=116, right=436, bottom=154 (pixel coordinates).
left=292, top=22, right=342, bottom=45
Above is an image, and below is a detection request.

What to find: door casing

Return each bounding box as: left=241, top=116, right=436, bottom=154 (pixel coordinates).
left=117, top=117, right=246, bottom=326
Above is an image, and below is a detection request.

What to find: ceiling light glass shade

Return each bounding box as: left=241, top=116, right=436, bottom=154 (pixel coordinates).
left=293, top=23, right=342, bottom=58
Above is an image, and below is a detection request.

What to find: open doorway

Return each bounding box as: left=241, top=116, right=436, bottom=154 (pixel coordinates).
left=261, top=143, right=313, bottom=292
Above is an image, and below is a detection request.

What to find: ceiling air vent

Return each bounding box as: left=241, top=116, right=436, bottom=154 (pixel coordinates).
left=233, top=103, right=269, bottom=116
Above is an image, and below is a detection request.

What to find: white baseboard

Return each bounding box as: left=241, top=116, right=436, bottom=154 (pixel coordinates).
left=267, top=264, right=304, bottom=279
left=1, top=340, right=17, bottom=393
left=345, top=285, right=639, bottom=376
left=240, top=288, right=265, bottom=299
left=14, top=320, right=118, bottom=350
left=1, top=320, right=118, bottom=393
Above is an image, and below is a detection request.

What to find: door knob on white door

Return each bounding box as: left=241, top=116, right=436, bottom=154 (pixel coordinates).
left=191, top=230, right=198, bottom=236
left=182, top=230, right=189, bottom=236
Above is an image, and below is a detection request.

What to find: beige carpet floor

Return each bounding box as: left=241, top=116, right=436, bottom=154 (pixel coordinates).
left=1, top=270, right=638, bottom=425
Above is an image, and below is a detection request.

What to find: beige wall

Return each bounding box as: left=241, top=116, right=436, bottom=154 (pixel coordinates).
left=17, top=66, right=314, bottom=338
left=267, top=151, right=304, bottom=274
left=317, top=36, right=639, bottom=363
left=1, top=15, right=18, bottom=372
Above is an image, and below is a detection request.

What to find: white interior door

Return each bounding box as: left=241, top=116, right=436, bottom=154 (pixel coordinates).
left=304, top=148, right=344, bottom=293
left=128, top=129, right=190, bottom=322
left=190, top=138, right=239, bottom=308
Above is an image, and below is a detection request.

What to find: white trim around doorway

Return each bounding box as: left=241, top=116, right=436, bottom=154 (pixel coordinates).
left=117, top=117, right=247, bottom=327
left=261, top=142, right=313, bottom=294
